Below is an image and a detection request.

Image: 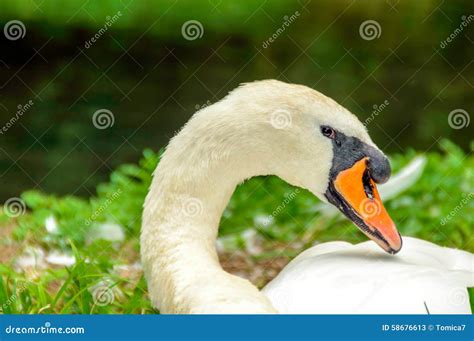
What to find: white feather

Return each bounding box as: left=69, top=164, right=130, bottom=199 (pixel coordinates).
left=379, top=155, right=427, bottom=200
left=263, top=236, right=474, bottom=314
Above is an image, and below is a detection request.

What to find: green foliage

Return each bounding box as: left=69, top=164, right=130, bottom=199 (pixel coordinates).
left=0, top=149, right=161, bottom=313
left=0, top=243, right=156, bottom=314
left=0, top=0, right=296, bottom=38
left=13, top=149, right=160, bottom=247
left=386, top=140, right=473, bottom=250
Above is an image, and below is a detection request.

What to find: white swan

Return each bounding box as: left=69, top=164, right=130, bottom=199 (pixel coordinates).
left=263, top=237, right=474, bottom=314
left=141, top=80, right=471, bottom=313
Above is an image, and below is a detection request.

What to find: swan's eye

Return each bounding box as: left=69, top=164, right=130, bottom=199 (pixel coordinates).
left=321, top=126, right=336, bottom=139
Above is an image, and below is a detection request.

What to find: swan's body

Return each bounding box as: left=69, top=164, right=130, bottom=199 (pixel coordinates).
left=141, top=79, right=471, bottom=313
left=263, top=237, right=474, bottom=314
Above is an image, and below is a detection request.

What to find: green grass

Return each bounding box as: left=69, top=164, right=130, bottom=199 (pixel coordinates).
left=0, top=251, right=156, bottom=314
left=0, top=139, right=472, bottom=314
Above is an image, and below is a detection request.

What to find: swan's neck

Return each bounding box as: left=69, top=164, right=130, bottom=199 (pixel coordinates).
left=141, top=111, right=280, bottom=313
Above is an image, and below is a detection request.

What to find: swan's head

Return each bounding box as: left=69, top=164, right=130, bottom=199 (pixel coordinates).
left=221, top=80, right=402, bottom=254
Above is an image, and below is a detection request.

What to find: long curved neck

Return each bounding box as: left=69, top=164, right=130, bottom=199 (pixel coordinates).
left=140, top=80, right=375, bottom=313
left=141, top=108, right=279, bottom=313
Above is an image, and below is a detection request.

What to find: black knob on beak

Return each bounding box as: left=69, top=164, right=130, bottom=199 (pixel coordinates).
left=367, top=153, right=391, bottom=184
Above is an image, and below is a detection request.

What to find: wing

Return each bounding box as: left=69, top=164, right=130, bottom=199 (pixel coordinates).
left=262, top=236, right=473, bottom=314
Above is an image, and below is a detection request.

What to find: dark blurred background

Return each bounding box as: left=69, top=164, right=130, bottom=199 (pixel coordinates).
left=0, top=0, right=472, bottom=200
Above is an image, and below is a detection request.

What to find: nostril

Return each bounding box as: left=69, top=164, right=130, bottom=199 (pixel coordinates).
left=368, top=156, right=391, bottom=184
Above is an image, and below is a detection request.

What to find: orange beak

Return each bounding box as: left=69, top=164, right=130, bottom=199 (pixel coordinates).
left=332, top=158, right=402, bottom=254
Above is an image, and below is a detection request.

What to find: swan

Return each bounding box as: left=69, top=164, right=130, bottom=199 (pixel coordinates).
left=140, top=80, right=468, bottom=313
left=263, top=237, right=474, bottom=314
